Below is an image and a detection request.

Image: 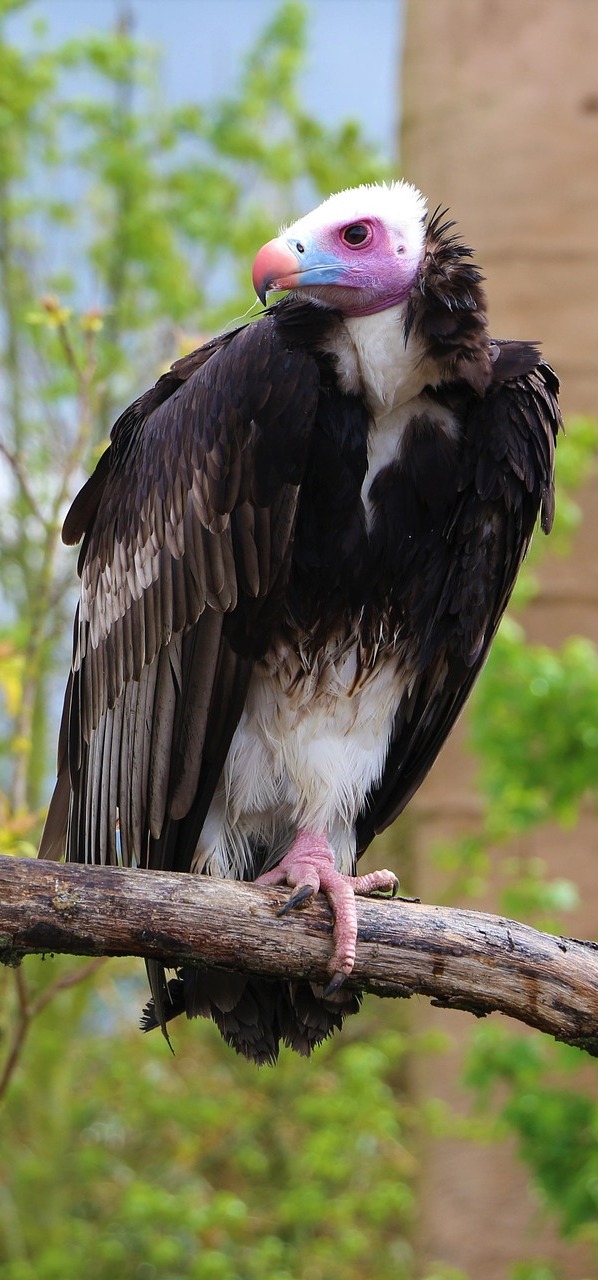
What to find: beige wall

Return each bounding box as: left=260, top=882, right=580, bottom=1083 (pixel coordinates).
left=399, top=3, right=598, bottom=1275
left=401, top=0, right=598, bottom=419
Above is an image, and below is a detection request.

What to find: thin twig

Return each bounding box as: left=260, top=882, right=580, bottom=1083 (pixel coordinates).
left=0, top=969, right=31, bottom=1102
left=29, top=957, right=107, bottom=1019
left=0, top=956, right=107, bottom=1103
left=0, top=440, right=50, bottom=529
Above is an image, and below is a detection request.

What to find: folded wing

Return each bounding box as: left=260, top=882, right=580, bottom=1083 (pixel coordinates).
left=40, top=319, right=321, bottom=875
left=356, top=349, right=561, bottom=850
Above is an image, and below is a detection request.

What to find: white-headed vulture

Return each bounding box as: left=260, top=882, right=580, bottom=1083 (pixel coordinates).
left=39, top=182, right=562, bottom=1062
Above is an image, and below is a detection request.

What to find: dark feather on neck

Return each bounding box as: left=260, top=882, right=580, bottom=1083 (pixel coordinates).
left=406, top=207, right=492, bottom=394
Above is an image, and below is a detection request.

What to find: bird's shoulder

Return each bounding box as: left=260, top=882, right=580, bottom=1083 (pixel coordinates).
left=63, top=310, right=328, bottom=557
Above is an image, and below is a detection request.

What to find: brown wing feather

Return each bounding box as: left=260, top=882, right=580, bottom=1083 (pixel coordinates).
left=40, top=317, right=320, bottom=871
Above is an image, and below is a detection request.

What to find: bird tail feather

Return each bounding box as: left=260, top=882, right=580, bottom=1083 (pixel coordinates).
left=141, top=962, right=361, bottom=1065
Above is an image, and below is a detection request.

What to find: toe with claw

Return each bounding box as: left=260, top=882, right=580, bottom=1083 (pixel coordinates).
left=257, top=828, right=399, bottom=986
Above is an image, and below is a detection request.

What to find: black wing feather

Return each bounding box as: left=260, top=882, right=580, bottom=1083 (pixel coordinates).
left=356, top=354, right=561, bottom=851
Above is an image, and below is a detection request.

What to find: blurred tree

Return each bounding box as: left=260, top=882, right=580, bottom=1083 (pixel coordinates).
left=0, top=961, right=419, bottom=1280
left=0, top=5, right=429, bottom=1279
left=1, top=3, right=598, bottom=1280
left=0, top=0, right=385, bottom=816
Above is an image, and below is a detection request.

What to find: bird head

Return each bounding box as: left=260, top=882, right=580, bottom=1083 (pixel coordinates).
left=252, top=181, right=428, bottom=318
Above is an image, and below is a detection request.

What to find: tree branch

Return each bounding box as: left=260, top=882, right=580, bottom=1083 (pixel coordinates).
left=1, top=853, right=597, bottom=1055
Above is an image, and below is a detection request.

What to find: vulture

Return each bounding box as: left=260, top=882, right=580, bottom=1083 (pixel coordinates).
left=40, top=181, right=561, bottom=1063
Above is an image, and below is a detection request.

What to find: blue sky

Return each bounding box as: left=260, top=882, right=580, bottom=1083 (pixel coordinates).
left=9, top=0, right=402, bottom=161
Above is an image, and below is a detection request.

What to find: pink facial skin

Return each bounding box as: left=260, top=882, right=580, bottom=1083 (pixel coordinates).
left=252, top=215, right=424, bottom=317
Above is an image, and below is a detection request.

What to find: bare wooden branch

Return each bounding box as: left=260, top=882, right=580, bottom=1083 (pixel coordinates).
left=1, top=853, right=597, bottom=1054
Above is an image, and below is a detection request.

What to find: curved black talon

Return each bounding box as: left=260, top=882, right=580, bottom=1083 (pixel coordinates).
left=323, top=972, right=347, bottom=998
left=277, top=884, right=315, bottom=916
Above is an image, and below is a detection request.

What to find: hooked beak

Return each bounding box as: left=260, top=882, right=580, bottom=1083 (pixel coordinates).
left=252, top=235, right=346, bottom=305
left=252, top=237, right=304, bottom=305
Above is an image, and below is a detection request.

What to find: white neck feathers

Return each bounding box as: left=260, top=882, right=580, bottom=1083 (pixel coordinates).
left=327, top=305, right=432, bottom=416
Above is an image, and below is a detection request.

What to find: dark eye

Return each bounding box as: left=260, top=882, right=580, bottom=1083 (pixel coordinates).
left=341, top=222, right=371, bottom=248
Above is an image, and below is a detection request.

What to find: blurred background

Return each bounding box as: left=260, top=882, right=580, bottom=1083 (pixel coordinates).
left=0, top=2, right=597, bottom=1278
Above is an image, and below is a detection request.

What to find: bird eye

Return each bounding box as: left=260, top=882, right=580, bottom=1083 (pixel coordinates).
left=341, top=222, right=371, bottom=248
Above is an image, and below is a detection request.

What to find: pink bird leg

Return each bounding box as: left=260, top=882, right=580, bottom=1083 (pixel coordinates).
left=257, top=828, right=399, bottom=990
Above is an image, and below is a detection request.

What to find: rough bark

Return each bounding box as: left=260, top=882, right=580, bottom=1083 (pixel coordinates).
left=1, top=854, right=597, bottom=1053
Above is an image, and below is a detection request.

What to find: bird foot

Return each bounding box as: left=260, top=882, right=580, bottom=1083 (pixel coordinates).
left=256, top=829, right=399, bottom=988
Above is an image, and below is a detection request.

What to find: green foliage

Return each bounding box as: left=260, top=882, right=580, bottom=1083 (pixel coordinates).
left=420, top=1269, right=468, bottom=1280
left=0, top=0, right=387, bottom=811
left=549, top=416, right=598, bottom=552
left=1, top=3, right=597, bottom=1279
left=12, top=0, right=386, bottom=393
left=465, top=1026, right=598, bottom=1246
left=509, top=1265, right=562, bottom=1280
left=472, top=623, right=598, bottom=834
left=0, top=960, right=415, bottom=1280
left=0, top=5, right=424, bottom=1278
